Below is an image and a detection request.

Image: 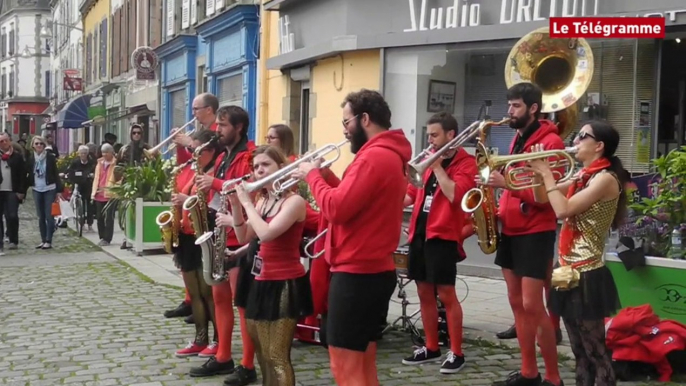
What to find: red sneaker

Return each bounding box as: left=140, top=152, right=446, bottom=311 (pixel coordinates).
left=175, top=342, right=207, bottom=358
left=198, top=342, right=218, bottom=358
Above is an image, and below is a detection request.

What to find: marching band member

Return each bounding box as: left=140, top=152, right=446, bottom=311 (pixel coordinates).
left=292, top=89, right=412, bottom=386
left=174, top=93, right=221, bottom=164
left=265, top=124, right=296, bottom=161
left=529, top=120, right=624, bottom=386
left=171, top=130, right=221, bottom=358
left=165, top=92, right=221, bottom=320
left=481, top=82, right=563, bottom=386
left=191, top=106, right=257, bottom=383
left=220, top=145, right=313, bottom=386
left=401, top=112, right=475, bottom=374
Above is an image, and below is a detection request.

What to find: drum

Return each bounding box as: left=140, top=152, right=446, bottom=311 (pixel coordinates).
left=393, top=248, right=409, bottom=276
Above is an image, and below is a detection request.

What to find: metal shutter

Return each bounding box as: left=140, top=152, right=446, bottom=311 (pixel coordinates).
left=169, top=89, right=186, bottom=129
left=217, top=73, right=243, bottom=108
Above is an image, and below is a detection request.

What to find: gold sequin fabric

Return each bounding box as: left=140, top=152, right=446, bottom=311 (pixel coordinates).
left=246, top=318, right=297, bottom=386
left=560, top=171, right=619, bottom=272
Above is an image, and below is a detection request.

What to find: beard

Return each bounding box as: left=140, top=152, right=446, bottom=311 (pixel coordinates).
left=509, top=110, right=531, bottom=129
left=349, top=124, right=369, bottom=154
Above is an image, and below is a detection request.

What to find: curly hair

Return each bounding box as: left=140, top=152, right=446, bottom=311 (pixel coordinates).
left=340, top=89, right=392, bottom=129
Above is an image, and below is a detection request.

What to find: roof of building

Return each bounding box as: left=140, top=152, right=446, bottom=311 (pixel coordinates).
left=0, top=0, right=51, bottom=18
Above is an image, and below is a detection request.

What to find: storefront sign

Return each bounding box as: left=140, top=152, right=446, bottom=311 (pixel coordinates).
left=404, top=0, right=686, bottom=32
left=131, top=46, right=158, bottom=81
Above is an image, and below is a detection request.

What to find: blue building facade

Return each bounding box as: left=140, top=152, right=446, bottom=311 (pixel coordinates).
left=155, top=35, right=198, bottom=141
left=196, top=5, right=260, bottom=141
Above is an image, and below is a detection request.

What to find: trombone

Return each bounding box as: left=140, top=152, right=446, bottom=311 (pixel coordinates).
left=304, top=229, right=327, bottom=259
left=225, top=140, right=349, bottom=195
left=475, top=141, right=579, bottom=190
left=407, top=118, right=510, bottom=188
left=144, top=118, right=197, bottom=159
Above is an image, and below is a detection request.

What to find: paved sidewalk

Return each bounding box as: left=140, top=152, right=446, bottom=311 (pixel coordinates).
left=81, top=225, right=568, bottom=352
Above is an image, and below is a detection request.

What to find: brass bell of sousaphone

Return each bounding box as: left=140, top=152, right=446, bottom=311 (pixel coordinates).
left=504, top=26, right=594, bottom=140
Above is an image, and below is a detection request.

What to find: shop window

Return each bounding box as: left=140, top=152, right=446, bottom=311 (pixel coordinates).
left=216, top=73, right=243, bottom=108
left=169, top=88, right=187, bottom=129
left=383, top=38, right=655, bottom=173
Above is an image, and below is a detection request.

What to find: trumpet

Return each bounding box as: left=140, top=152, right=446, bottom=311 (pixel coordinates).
left=303, top=229, right=327, bottom=259
left=225, top=140, right=349, bottom=195
left=476, top=142, right=579, bottom=190
left=408, top=118, right=510, bottom=187
left=144, top=118, right=197, bottom=159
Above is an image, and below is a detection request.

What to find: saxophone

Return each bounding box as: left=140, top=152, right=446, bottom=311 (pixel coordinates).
left=195, top=174, right=250, bottom=286
left=183, top=138, right=216, bottom=238
left=156, top=161, right=188, bottom=253
left=460, top=121, right=501, bottom=255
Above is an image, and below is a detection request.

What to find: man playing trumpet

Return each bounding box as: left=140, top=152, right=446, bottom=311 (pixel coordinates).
left=482, top=83, right=563, bottom=386
left=401, top=112, right=476, bottom=374
left=174, top=93, right=220, bottom=163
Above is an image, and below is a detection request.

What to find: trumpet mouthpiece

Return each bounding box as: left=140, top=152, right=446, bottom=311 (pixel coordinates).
left=565, top=146, right=579, bottom=154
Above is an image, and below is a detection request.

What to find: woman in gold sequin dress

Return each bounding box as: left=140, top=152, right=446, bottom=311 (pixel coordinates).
left=528, top=120, right=627, bottom=386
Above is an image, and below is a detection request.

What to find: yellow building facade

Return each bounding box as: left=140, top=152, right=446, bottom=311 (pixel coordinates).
left=258, top=6, right=381, bottom=176
left=80, top=0, right=111, bottom=89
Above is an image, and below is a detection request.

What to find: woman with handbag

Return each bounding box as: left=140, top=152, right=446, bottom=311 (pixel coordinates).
left=28, top=136, right=62, bottom=249
left=217, top=145, right=313, bottom=386
left=528, top=120, right=627, bottom=386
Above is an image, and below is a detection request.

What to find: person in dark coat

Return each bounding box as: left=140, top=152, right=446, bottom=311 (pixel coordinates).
left=27, top=136, right=63, bottom=249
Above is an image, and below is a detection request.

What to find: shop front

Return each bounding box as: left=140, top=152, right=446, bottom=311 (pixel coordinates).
left=265, top=0, right=686, bottom=173
left=196, top=5, right=259, bottom=141
left=155, top=35, right=198, bottom=142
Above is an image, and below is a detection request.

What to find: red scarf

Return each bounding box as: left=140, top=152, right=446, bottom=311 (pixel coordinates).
left=558, top=157, right=612, bottom=259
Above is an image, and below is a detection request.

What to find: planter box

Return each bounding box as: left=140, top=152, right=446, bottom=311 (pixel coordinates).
left=605, top=253, right=686, bottom=324
left=125, top=198, right=172, bottom=255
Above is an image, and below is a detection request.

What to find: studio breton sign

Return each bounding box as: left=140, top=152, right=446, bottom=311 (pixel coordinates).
left=404, top=0, right=686, bottom=32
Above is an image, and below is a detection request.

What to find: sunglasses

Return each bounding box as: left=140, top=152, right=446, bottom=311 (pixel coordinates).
left=35, top=142, right=45, bottom=146
left=576, top=131, right=596, bottom=141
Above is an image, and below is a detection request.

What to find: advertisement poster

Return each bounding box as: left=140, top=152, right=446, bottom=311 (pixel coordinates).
left=635, top=101, right=651, bottom=163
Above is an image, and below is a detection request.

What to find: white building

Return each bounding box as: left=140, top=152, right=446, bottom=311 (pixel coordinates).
left=0, top=0, right=51, bottom=139
left=47, top=0, right=84, bottom=153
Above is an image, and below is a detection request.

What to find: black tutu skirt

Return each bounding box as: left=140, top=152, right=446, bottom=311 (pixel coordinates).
left=245, top=273, right=313, bottom=321
left=172, top=233, right=203, bottom=272
left=548, top=266, right=621, bottom=321
left=234, top=253, right=255, bottom=309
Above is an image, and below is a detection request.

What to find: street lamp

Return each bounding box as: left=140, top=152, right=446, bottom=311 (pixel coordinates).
left=21, top=45, right=50, bottom=58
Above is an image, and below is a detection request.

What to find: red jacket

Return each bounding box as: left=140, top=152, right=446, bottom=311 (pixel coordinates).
left=305, top=129, right=412, bottom=274
left=498, top=119, right=564, bottom=236
left=177, top=122, right=219, bottom=164
left=209, top=140, right=256, bottom=248
left=406, top=147, right=476, bottom=244
left=605, top=304, right=686, bottom=382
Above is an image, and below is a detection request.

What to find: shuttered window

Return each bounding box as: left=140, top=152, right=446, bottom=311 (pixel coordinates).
left=217, top=73, right=243, bottom=108
left=190, top=0, right=197, bottom=25
left=167, top=0, right=176, bottom=37
left=120, top=7, right=127, bottom=72
left=170, top=89, right=187, bottom=130
left=206, top=0, right=215, bottom=17
left=181, top=0, right=190, bottom=29
left=149, top=0, right=162, bottom=47
left=100, top=18, right=108, bottom=79
left=112, top=10, right=120, bottom=77
left=129, top=0, right=137, bottom=64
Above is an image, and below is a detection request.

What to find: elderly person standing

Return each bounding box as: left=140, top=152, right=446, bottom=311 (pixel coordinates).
left=92, top=144, right=118, bottom=246
left=28, top=136, right=62, bottom=249
left=0, top=132, right=28, bottom=254
left=67, top=145, right=96, bottom=232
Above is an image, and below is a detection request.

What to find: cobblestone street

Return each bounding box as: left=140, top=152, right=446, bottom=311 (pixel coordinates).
left=0, top=197, right=675, bottom=385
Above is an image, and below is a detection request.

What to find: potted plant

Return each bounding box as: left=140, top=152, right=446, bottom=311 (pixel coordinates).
left=605, top=147, right=686, bottom=323
left=105, top=157, right=174, bottom=255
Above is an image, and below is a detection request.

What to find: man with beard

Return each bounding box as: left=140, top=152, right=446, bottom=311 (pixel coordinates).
left=292, top=89, right=412, bottom=386
left=401, top=112, right=475, bottom=374
left=191, top=106, right=257, bottom=384
left=480, top=82, right=563, bottom=386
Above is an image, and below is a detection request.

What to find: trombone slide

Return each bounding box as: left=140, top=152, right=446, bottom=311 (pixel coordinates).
left=304, top=229, right=327, bottom=259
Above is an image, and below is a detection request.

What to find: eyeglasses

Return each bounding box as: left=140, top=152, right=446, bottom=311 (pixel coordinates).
left=576, top=131, right=596, bottom=141
left=342, top=115, right=358, bottom=128
left=34, top=142, right=45, bottom=146
left=265, top=135, right=278, bottom=141
left=192, top=106, right=208, bottom=111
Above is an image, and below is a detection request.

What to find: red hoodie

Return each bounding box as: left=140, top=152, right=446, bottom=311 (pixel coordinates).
left=209, top=140, right=256, bottom=248
left=305, top=129, right=412, bottom=274
left=498, top=119, right=564, bottom=236
left=406, top=147, right=477, bottom=244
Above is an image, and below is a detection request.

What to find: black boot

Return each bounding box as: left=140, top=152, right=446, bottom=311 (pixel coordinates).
left=164, top=302, right=192, bottom=318
left=185, top=314, right=195, bottom=324
left=496, top=324, right=517, bottom=339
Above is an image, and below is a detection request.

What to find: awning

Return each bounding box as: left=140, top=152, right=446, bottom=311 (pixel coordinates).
left=56, top=94, right=92, bottom=129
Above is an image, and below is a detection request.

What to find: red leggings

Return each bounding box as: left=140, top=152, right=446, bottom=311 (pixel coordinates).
left=304, top=257, right=331, bottom=326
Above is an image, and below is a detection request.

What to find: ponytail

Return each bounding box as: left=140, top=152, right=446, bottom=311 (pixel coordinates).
left=607, top=155, right=628, bottom=230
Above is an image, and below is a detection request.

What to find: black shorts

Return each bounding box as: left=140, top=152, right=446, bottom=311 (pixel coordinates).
left=494, top=231, right=556, bottom=280
left=327, top=271, right=396, bottom=352
left=408, top=237, right=459, bottom=286
left=172, top=233, right=202, bottom=272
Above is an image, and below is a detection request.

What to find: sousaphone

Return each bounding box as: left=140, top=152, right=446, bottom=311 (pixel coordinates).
left=505, top=26, right=594, bottom=140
